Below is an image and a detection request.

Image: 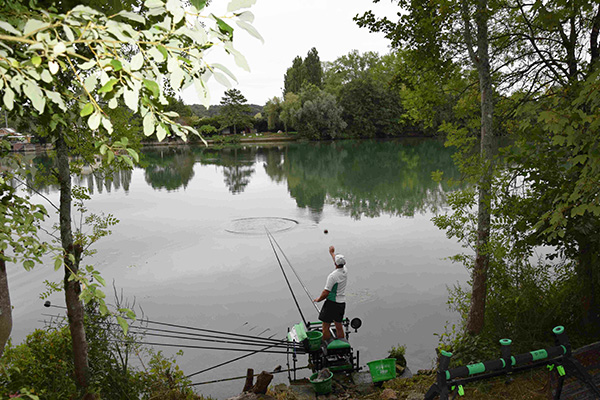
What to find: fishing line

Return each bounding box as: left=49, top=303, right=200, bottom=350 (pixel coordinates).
left=265, top=226, right=308, bottom=327
left=265, top=228, right=321, bottom=314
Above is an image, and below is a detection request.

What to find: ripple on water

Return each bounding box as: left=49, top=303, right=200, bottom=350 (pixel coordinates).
left=225, top=217, right=299, bottom=235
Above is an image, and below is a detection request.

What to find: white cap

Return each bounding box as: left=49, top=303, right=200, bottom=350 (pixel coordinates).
left=334, top=254, right=346, bottom=266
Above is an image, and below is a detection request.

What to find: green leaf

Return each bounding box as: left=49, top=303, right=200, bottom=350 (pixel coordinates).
left=212, top=63, right=238, bottom=82
left=23, top=80, right=45, bottom=113
left=126, top=309, right=136, bottom=319
left=107, top=150, right=115, bottom=164
left=31, top=55, right=42, bottom=66
left=143, top=112, right=155, bottom=136
left=84, top=74, right=97, bottom=92
left=213, top=15, right=234, bottom=38
left=80, top=102, right=94, bottom=117
left=158, top=46, right=169, bottom=62
left=49, top=60, right=60, bottom=74
left=235, top=20, right=263, bottom=43
left=156, top=124, right=168, bottom=141
left=98, top=78, right=119, bottom=94
left=3, top=87, right=14, bottom=110
left=189, top=0, right=207, bottom=10
left=23, top=19, right=49, bottom=36
left=23, top=260, right=34, bottom=270
left=41, top=69, right=52, bottom=83
left=99, top=303, right=109, bottom=315
left=116, top=10, right=146, bottom=24
left=116, top=315, right=129, bottom=335
left=53, top=42, right=67, bottom=55
left=130, top=52, right=144, bottom=71
left=143, top=79, right=160, bottom=97
left=213, top=71, right=231, bottom=88
left=227, top=0, right=256, bottom=12
left=127, top=148, right=140, bottom=163
left=88, top=112, right=101, bottom=130
left=102, top=117, right=113, bottom=134
left=123, top=88, right=139, bottom=112
left=0, top=21, right=20, bottom=36
left=110, top=59, right=123, bottom=71
left=63, top=25, right=75, bottom=41
left=79, top=60, right=96, bottom=70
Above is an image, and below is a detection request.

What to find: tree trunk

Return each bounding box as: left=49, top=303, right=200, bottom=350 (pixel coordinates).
left=0, top=256, right=12, bottom=357
left=463, top=0, right=494, bottom=335
left=56, top=133, right=90, bottom=394
left=577, top=239, right=600, bottom=336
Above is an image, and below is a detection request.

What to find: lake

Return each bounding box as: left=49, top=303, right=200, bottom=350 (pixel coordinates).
left=9, top=138, right=468, bottom=398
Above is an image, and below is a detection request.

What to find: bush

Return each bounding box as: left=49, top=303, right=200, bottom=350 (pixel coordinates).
left=0, top=307, right=211, bottom=399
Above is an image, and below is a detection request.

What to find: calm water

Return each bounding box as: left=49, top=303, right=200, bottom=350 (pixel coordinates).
left=9, top=138, right=468, bottom=398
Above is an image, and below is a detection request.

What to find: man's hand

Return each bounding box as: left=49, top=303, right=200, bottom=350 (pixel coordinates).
left=329, top=245, right=335, bottom=254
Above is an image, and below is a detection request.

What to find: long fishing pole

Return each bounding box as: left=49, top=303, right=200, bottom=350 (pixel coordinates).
left=186, top=336, right=292, bottom=379
left=109, top=340, right=300, bottom=355
left=265, top=227, right=308, bottom=327
left=189, top=366, right=310, bottom=386
left=265, top=228, right=320, bottom=314
left=43, top=302, right=287, bottom=345
left=42, top=313, right=288, bottom=348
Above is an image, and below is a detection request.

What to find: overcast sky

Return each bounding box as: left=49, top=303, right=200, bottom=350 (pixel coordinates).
left=181, top=0, right=401, bottom=107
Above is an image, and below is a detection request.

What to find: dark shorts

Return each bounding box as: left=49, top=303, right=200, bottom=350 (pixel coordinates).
left=318, top=300, right=346, bottom=323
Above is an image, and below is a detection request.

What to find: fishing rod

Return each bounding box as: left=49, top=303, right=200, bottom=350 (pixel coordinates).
left=108, top=340, right=301, bottom=355
left=265, top=226, right=308, bottom=327
left=42, top=313, right=288, bottom=348
left=265, top=228, right=320, bottom=314
left=189, top=366, right=310, bottom=386
left=186, top=336, right=289, bottom=379
left=43, top=301, right=287, bottom=345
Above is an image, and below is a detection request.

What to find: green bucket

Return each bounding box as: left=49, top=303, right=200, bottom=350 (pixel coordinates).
left=367, top=358, right=397, bottom=383
left=306, top=330, right=323, bottom=351
left=309, top=370, right=333, bottom=395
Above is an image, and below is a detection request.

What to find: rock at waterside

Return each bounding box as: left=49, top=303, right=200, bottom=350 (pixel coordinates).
left=380, top=388, right=398, bottom=400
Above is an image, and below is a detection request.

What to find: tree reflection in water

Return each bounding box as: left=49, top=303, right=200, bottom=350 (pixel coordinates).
left=23, top=139, right=460, bottom=219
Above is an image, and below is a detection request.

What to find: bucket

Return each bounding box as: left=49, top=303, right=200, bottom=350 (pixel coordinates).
left=309, top=370, right=333, bottom=395
left=306, top=330, right=323, bottom=351
left=367, top=358, right=397, bottom=383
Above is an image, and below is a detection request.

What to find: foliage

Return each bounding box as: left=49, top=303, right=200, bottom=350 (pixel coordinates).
left=388, top=344, right=407, bottom=369
left=279, top=92, right=300, bottom=133
left=0, top=142, right=49, bottom=271
left=264, top=96, right=283, bottom=131
left=218, top=88, right=252, bottom=134
left=338, top=77, right=403, bottom=138
left=294, top=86, right=346, bottom=140
left=283, top=47, right=324, bottom=95
left=0, top=302, right=209, bottom=400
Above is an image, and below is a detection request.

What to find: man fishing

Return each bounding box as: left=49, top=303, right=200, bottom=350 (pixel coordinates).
left=313, top=245, right=348, bottom=342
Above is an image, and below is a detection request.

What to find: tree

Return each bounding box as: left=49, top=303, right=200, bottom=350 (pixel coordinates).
left=263, top=96, right=282, bottom=131
left=356, top=0, right=497, bottom=334
left=283, top=48, right=324, bottom=95
left=303, top=47, right=323, bottom=88
left=295, top=86, right=347, bottom=140
left=219, top=88, right=252, bottom=134
left=283, top=56, right=305, bottom=95
left=279, top=92, right=300, bottom=132
left=0, top=0, right=259, bottom=395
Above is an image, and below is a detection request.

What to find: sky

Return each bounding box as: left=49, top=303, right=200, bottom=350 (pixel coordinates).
left=181, top=0, right=401, bottom=107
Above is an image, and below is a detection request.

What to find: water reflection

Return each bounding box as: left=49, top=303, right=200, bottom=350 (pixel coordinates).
left=24, top=138, right=459, bottom=218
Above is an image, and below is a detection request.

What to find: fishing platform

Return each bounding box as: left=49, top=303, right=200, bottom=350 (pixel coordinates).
left=286, top=317, right=363, bottom=381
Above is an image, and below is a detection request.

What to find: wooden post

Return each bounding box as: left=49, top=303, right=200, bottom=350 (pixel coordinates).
left=251, top=371, right=274, bottom=394
left=243, top=368, right=254, bottom=392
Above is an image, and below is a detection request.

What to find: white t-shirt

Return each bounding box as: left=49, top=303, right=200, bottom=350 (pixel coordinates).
left=324, top=266, right=348, bottom=303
